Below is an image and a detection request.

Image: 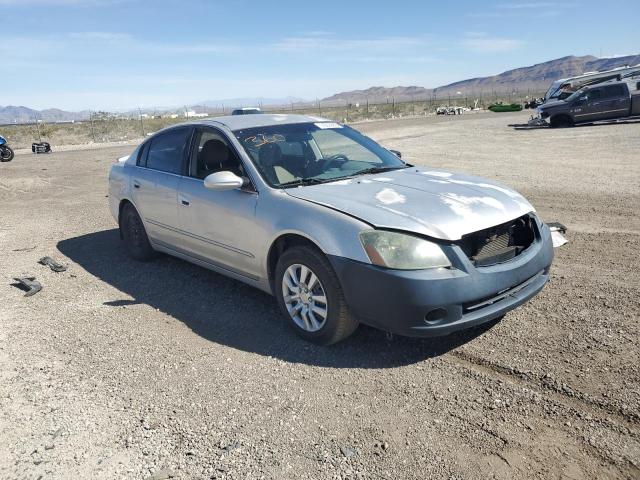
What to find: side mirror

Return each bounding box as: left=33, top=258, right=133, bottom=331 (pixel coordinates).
left=389, top=149, right=402, bottom=159
left=203, top=171, right=244, bottom=191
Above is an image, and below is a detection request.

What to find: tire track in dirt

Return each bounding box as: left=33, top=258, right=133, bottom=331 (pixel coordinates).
left=444, top=350, right=640, bottom=474
left=447, top=349, right=639, bottom=428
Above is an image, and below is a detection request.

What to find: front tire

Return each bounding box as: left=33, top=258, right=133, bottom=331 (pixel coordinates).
left=0, top=146, right=14, bottom=162
left=119, top=203, right=157, bottom=262
left=275, top=246, right=358, bottom=345
left=550, top=115, right=574, bottom=128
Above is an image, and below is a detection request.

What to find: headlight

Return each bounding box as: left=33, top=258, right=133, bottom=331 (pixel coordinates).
left=359, top=230, right=451, bottom=270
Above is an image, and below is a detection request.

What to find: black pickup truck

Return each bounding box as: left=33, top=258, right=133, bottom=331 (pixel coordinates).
left=534, top=81, right=640, bottom=127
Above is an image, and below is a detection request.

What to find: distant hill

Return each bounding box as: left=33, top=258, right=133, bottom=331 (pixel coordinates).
left=4, top=54, right=640, bottom=123
left=322, top=86, right=431, bottom=105
left=322, top=54, right=640, bottom=103
left=433, top=54, right=640, bottom=95
left=198, top=96, right=306, bottom=108
left=0, top=97, right=306, bottom=125
left=0, top=105, right=89, bottom=124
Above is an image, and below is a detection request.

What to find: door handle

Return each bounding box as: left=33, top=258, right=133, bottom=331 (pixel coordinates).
left=133, top=182, right=141, bottom=189
left=179, top=195, right=190, bottom=206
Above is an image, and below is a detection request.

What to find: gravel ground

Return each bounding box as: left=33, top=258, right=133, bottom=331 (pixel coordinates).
left=0, top=111, right=638, bottom=479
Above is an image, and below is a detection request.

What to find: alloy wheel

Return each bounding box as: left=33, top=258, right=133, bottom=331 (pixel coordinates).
left=281, top=263, right=328, bottom=332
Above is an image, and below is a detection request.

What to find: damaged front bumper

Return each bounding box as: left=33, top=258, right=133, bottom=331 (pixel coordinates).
left=328, top=223, right=555, bottom=338
left=528, top=115, right=548, bottom=126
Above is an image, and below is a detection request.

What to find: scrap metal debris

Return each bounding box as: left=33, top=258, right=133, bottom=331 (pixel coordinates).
left=32, top=142, right=52, bottom=154
left=13, top=276, right=42, bottom=297
left=12, top=246, right=37, bottom=252
left=548, top=222, right=568, bottom=248
left=38, top=256, right=67, bottom=272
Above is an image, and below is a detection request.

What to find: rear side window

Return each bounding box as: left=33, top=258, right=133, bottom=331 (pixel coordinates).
left=601, top=85, right=625, bottom=98
left=146, top=128, right=192, bottom=174
left=137, top=142, right=150, bottom=167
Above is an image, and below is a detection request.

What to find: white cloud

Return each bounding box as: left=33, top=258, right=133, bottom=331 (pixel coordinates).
left=68, top=31, right=133, bottom=41
left=272, top=33, right=429, bottom=52
left=0, top=0, right=126, bottom=5
left=497, top=2, right=575, bottom=8
left=461, top=33, right=524, bottom=53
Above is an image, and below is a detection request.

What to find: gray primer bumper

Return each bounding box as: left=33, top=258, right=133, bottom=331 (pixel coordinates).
left=329, top=223, right=554, bottom=337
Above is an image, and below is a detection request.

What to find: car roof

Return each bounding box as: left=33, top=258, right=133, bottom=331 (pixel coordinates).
left=188, top=113, right=332, bottom=131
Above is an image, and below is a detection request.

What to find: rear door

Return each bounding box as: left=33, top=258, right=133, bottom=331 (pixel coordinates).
left=130, top=126, right=193, bottom=247
left=600, top=84, right=630, bottom=119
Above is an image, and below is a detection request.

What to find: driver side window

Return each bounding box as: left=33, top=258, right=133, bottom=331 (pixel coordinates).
left=587, top=89, right=601, bottom=102
left=189, top=129, right=244, bottom=180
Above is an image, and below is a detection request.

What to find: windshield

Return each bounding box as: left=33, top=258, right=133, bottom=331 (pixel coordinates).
left=545, top=80, right=564, bottom=100
left=233, top=122, right=406, bottom=187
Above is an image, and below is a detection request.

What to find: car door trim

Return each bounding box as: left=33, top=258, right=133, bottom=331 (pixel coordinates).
left=145, top=218, right=255, bottom=258
left=574, top=108, right=630, bottom=117
left=152, top=239, right=260, bottom=281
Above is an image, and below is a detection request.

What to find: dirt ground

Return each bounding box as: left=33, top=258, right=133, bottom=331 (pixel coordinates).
left=0, top=111, right=638, bottom=480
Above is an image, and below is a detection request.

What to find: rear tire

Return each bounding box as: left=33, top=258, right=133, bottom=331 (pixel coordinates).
left=275, top=246, right=358, bottom=345
left=0, top=146, right=14, bottom=162
left=120, top=203, right=157, bottom=262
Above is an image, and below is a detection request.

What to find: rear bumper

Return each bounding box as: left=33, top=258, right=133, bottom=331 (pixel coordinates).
left=329, top=224, right=554, bottom=337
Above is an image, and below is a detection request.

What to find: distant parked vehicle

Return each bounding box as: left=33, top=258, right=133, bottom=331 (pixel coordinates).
left=436, top=106, right=468, bottom=115
left=534, top=81, right=640, bottom=128
left=0, top=135, right=14, bottom=162
left=542, top=64, right=640, bottom=104
left=231, top=107, right=262, bottom=115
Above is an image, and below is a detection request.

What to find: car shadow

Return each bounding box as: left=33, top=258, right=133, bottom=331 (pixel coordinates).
left=509, top=117, right=640, bottom=130
left=57, top=229, right=495, bottom=369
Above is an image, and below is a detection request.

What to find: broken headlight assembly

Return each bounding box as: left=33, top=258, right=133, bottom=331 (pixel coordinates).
left=359, top=230, right=451, bottom=270
left=537, top=108, right=550, bottom=119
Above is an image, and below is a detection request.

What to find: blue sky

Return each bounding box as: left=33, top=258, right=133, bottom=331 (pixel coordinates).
left=2, top=0, right=638, bottom=110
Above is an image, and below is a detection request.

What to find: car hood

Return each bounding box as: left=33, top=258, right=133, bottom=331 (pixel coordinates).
left=285, top=168, right=535, bottom=241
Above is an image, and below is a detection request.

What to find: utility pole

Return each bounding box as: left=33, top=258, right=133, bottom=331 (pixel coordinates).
left=34, top=115, right=42, bottom=143
left=138, top=108, right=145, bottom=137
left=89, top=111, right=96, bottom=142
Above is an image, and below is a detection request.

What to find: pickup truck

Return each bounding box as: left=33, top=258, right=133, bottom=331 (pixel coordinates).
left=534, top=81, right=640, bottom=127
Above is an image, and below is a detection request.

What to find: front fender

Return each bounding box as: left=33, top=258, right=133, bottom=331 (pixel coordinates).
left=257, top=191, right=373, bottom=276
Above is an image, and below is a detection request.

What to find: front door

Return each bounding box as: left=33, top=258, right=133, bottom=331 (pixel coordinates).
left=177, top=127, right=261, bottom=280
left=578, top=88, right=608, bottom=122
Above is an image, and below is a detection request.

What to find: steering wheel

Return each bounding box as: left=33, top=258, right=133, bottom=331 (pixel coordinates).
left=320, top=153, right=349, bottom=173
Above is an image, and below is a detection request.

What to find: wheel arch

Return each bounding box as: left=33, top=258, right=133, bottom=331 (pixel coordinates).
left=550, top=113, right=574, bottom=128
left=266, top=232, right=325, bottom=294
left=118, top=198, right=135, bottom=239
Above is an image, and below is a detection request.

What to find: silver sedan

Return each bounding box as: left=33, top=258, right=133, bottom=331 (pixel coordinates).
left=109, top=114, right=555, bottom=344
